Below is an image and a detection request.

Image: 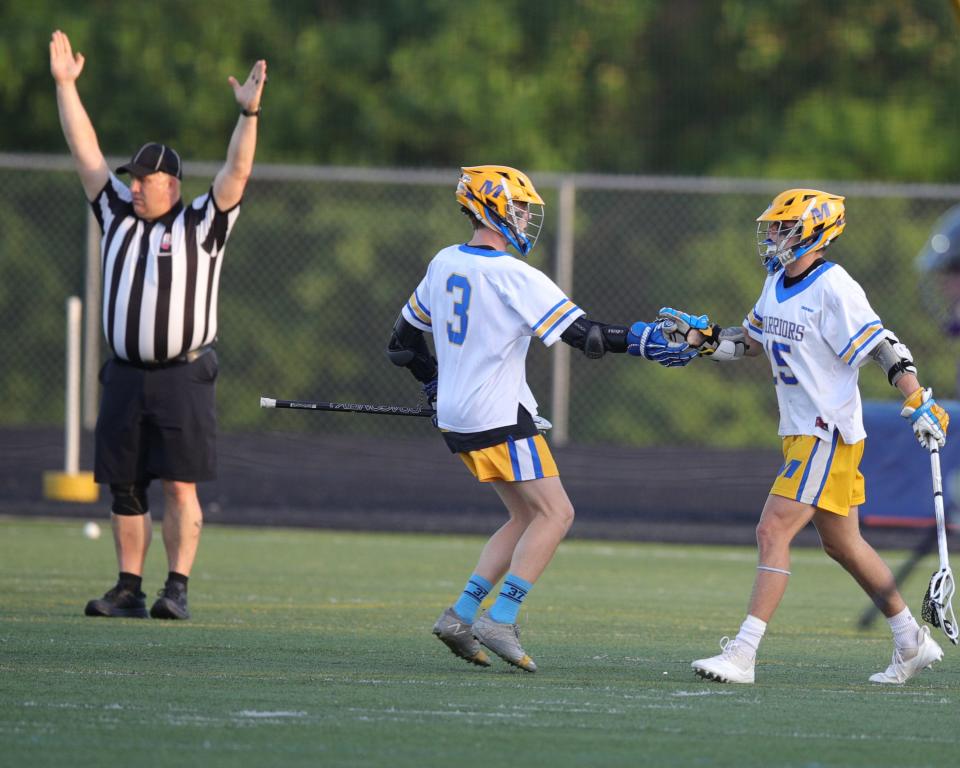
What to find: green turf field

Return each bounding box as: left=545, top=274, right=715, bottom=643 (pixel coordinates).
left=1, top=518, right=957, bottom=767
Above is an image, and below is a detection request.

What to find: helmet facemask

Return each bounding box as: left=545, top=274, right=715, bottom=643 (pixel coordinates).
left=503, top=194, right=544, bottom=257
left=757, top=219, right=804, bottom=274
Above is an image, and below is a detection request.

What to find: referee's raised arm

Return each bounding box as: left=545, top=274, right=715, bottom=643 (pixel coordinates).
left=49, top=30, right=109, bottom=202
left=212, top=59, right=267, bottom=211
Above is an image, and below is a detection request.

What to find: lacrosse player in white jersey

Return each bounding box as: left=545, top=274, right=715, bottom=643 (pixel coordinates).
left=659, top=188, right=950, bottom=685
left=387, top=165, right=693, bottom=671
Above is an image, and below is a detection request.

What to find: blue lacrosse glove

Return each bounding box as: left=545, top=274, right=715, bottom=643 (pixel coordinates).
left=422, top=377, right=438, bottom=409
left=421, top=377, right=439, bottom=426
left=626, top=320, right=698, bottom=367
left=901, top=387, right=949, bottom=449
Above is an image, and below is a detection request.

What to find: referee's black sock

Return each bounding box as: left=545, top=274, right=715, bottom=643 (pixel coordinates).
left=167, top=571, right=189, bottom=593
left=118, top=572, right=142, bottom=593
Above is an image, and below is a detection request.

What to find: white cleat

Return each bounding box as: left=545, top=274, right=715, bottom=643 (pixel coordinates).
left=869, top=625, right=943, bottom=684
left=691, top=637, right=756, bottom=684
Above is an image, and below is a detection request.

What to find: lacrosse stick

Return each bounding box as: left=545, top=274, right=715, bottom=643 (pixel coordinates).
left=260, top=397, right=554, bottom=431
left=260, top=396, right=435, bottom=417
left=921, top=435, right=958, bottom=644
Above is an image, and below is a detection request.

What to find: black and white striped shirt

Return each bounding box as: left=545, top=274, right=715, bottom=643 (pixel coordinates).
left=91, top=175, right=240, bottom=364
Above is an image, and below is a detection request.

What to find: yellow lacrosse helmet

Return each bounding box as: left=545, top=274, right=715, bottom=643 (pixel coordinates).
left=756, top=189, right=846, bottom=273
left=456, top=165, right=545, bottom=256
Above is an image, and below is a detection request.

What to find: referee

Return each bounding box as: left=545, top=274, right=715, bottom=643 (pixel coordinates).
left=50, top=30, right=267, bottom=620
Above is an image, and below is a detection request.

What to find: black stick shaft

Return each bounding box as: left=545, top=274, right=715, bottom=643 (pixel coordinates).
left=260, top=396, right=434, bottom=417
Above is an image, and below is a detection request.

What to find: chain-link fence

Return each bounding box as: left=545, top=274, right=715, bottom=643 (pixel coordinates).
left=3, top=154, right=959, bottom=448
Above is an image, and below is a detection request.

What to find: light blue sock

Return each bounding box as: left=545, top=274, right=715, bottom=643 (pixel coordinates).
left=452, top=573, right=493, bottom=623
left=487, top=573, right=533, bottom=624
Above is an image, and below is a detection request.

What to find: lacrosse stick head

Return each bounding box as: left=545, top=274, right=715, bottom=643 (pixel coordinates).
left=922, top=566, right=958, bottom=645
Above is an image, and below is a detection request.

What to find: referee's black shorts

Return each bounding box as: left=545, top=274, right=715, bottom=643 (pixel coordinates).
left=94, top=351, right=219, bottom=484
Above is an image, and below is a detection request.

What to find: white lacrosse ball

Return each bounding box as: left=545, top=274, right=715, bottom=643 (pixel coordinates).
left=83, top=521, right=102, bottom=540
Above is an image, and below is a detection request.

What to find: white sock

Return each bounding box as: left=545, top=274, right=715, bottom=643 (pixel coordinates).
left=887, top=606, right=920, bottom=650
left=734, top=614, right=767, bottom=657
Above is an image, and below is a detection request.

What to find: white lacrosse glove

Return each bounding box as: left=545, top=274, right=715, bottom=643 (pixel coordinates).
left=656, top=307, right=747, bottom=361
left=900, top=387, right=949, bottom=449
left=533, top=415, right=553, bottom=432
left=657, top=307, right=712, bottom=343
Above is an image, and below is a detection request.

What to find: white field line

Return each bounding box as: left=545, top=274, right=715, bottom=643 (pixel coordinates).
left=671, top=689, right=736, bottom=697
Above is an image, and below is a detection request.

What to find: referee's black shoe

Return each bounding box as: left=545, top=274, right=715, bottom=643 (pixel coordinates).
left=84, top=585, right=148, bottom=618
left=150, top=582, right=191, bottom=620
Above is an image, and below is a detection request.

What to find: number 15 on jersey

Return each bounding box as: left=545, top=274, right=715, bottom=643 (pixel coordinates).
left=769, top=340, right=798, bottom=385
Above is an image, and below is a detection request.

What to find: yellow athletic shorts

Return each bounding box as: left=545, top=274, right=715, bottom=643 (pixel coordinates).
left=458, top=434, right=559, bottom=483
left=770, top=433, right=865, bottom=516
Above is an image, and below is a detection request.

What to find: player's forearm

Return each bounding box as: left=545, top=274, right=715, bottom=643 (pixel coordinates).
left=895, top=373, right=921, bottom=399
left=55, top=81, right=104, bottom=173
left=226, top=113, right=259, bottom=179
left=742, top=331, right=762, bottom=357
left=213, top=114, right=258, bottom=209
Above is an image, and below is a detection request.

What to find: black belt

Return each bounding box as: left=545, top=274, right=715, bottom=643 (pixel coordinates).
left=117, top=344, right=215, bottom=370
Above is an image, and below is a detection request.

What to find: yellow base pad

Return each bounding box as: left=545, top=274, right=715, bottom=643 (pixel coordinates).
left=43, top=471, right=99, bottom=503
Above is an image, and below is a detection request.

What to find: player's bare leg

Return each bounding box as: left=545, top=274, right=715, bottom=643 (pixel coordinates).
left=472, top=497, right=537, bottom=585
left=150, top=480, right=202, bottom=619
left=813, top=505, right=904, bottom=616
left=161, top=480, right=203, bottom=576
left=747, top=495, right=817, bottom=621
left=470, top=477, right=575, bottom=671
left=433, top=494, right=538, bottom=667
left=112, top=511, right=152, bottom=575
left=492, top=477, right=575, bottom=583
left=693, top=494, right=814, bottom=683
left=84, top=512, right=152, bottom=618
left=814, top=506, right=943, bottom=683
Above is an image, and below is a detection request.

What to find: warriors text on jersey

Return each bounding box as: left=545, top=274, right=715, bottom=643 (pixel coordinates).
left=744, top=262, right=885, bottom=443
left=401, top=244, right=584, bottom=432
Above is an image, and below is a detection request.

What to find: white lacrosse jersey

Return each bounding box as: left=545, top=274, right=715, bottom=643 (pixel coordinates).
left=401, top=243, right=584, bottom=432
left=743, top=262, right=885, bottom=444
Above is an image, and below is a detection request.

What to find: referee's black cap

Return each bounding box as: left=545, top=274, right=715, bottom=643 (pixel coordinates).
left=116, top=143, right=182, bottom=180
